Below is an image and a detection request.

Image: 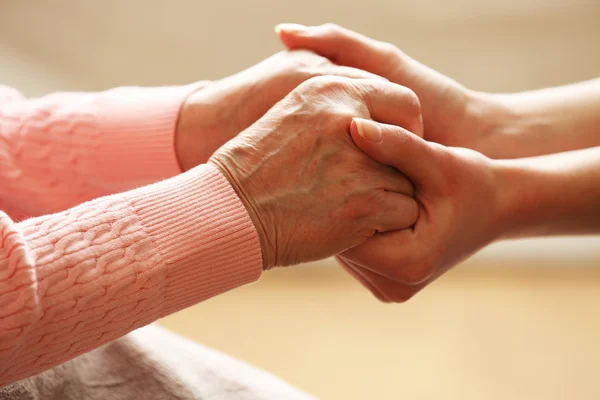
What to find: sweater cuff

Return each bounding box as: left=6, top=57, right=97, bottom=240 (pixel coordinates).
left=91, top=83, right=207, bottom=188
left=125, top=164, right=263, bottom=315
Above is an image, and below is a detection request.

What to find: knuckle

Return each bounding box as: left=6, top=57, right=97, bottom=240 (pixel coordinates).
left=331, top=105, right=358, bottom=122
left=325, top=101, right=362, bottom=126
left=299, top=75, right=350, bottom=94
left=402, top=88, right=422, bottom=115
left=378, top=41, right=399, bottom=57
left=375, top=41, right=406, bottom=76
left=297, top=77, right=368, bottom=119
left=348, top=81, right=375, bottom=112
left=289, top=49, right=332, bottom=71
left=297, top=75, right=327, bottom=91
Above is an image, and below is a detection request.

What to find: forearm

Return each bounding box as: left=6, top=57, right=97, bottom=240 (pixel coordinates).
left=470, top=78, right=600, bottom=159
left=495, top=147, right=600, bottom=238
left=0, top=84, right=204, bottom=219
left=175, top=78, right=245, bottom=171
left=0, top=164, right=262, bottom=386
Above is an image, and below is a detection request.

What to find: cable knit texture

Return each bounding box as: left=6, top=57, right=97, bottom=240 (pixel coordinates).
left=0, top=86, right=263, bottom=387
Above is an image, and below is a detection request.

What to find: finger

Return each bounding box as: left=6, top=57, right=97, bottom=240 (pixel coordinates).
left=341, top=230, right=434, bottom=285
left=342, top=257, right=429, bottom=303
left=336, top=256, right=391, bottom=303
left=285, top=48, right=386, bottom=81
left=352, top=79, right=423, bottom=137
left=276, top=23, right=401, bottom=78
left=370, top=192, right=418, bottom=234
left=328, top=65, right=387, bottom=82
left=351, top=118, right=439, bottom=185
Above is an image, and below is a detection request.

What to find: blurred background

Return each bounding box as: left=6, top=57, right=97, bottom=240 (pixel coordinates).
left=2, top=1, right=600, bottom=398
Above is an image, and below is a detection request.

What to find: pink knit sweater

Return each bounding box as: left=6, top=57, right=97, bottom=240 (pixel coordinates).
left=0, top=85, right=263, bottom=387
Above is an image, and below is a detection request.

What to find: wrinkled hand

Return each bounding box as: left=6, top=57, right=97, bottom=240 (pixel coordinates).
left=338, top=119, right=503, bottom=302
left=276, top=23, right=497, bottom=152
left=208, top=77, right=423, bottom=269
left=176, top=50, right=384, bottom=170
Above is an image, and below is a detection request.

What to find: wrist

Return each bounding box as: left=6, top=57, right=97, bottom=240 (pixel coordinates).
left=462, top=90, right=525, bottom=159
left=175, top=81, right=234, bottom=171
left=492, top=157, right=554, bottom=239
left=495, top=149, right=600, bottom=237
left=207, top=155, right=275, bottom=271
left=491, top=159, right=524, bottom=239
left=176, top=73, right=276, bottom=171
left=466, top=90, right=562, bottom=160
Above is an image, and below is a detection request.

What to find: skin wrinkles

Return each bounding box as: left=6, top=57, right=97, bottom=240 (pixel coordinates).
left=209, top=76, right=421, bottom=268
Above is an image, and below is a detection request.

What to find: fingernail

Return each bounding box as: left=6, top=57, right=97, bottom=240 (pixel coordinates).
left=354, top=118, right=382, bottom=143
left=275, top=23, right=308, bottom=35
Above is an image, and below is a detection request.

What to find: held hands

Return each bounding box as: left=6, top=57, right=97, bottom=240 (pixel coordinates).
left=176, top=50, right=384, bottom=170
left=270, top=23, right=516, bottom=300
left=209, top=77, right=423, bottom=269
left=179, top=27, right=508, bottom=296
left=338, top=119, right=506, bottom=302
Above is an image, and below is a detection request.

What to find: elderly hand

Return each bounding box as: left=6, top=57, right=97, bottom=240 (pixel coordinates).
left=176, top=50, right=384, bottom=170
left=276, top=24, right=507, bottom=156
left=208, top=77, right=423, bottom=269
left=337, top=118, right=504, bottom=302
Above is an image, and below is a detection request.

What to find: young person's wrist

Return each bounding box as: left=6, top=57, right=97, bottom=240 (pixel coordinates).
left=461, top=90, right=528, bottom=159
left=491, top=159, right=526, bottom=239
left=491, top=156, right=558, bottom=240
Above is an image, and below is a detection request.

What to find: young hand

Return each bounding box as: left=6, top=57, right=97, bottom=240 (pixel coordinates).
left=276, top=23, right=506, bottom=155
left=338, top=118, right=503, bottom=302
left=276, top=24, right=600, bottom=159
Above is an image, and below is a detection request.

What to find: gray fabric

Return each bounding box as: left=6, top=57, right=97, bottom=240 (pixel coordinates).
left=0, top=325, right=315, bottom=400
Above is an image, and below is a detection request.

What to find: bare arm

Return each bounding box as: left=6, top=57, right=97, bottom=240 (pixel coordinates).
left=476, top=79, right=600, bottom=158
left=336, top=120, right=600, bottom=302
left=496, top=146, right=600, bottom=237
left=277, top=24, right=600, bottom=159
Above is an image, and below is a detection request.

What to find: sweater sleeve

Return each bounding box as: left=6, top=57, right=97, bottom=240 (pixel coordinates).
left=0, top=84, right=204, bottom=220
left=0, top=163, right=263, bottom=387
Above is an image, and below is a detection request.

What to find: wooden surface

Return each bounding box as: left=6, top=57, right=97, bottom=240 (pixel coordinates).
left=160, top=260, right=600, bottom=399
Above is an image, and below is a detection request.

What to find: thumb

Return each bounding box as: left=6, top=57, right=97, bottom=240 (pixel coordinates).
left=351, top=118, right=439, bottom=185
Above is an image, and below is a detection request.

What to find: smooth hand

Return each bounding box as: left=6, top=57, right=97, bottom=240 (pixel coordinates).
left=176, top=50, right=384, bottom=170
left=208, top=77, right=423, bottom=269
left=276, top=23, right=504, bottom=153
left=338, top=119, right=505, bottom=302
